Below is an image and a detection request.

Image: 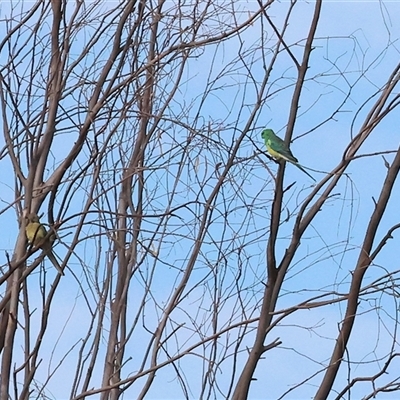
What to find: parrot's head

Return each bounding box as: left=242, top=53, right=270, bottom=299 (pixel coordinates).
left=261, top=129, right=275, bottom=141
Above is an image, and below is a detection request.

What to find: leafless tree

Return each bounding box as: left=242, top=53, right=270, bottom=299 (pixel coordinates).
left=1, top=1, right=400, bottom=399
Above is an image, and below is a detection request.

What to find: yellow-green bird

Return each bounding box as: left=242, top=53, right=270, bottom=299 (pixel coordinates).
left=25, top=213, right=64, bottom=275
left=261, top=129, right=316, bottom=181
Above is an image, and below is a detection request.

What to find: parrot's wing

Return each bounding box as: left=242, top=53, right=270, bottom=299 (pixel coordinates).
left=276, top=147, right=298, bottom=164
left=267, top=136, right=298, bottom=163
left=265, top=135, right=298, bottom=162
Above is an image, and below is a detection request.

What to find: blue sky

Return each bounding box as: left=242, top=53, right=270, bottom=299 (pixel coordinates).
left=1, top=1, right=400, bottom=399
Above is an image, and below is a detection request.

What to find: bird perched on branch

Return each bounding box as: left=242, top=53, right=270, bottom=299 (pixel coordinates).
left=25, top=213, right=64, bottom=275
left=261, top=129, right=316, bottom=181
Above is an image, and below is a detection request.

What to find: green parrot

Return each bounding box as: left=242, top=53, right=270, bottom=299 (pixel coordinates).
left=25, top=213, right=64, bottom=275
left=261, top=129, right=316, bottom=181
